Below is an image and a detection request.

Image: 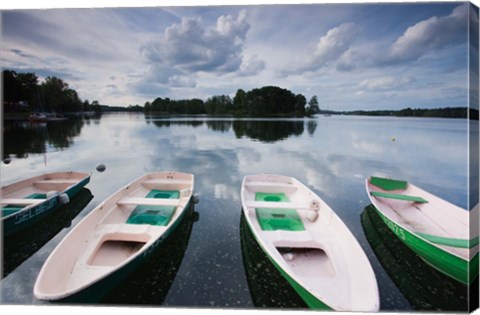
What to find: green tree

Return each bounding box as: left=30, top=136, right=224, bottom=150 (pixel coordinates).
left=307, top=95, right=320, bottom=115
left=233, top=89, right=247, bottom=115
left=42, top=76, right=69, bottom=112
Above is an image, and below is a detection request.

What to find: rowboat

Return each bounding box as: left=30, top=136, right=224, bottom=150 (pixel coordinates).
left=361, top=205, right=468, bottom=311
left=241, top=174, right=379, bottom=311
left=1, top=172, right=91, bottom=237
left=34, top=171, right=195, bottom=302
left=366, top=176, right=479, bottom=285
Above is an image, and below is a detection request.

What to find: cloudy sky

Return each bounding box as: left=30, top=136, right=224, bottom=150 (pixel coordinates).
left=1, top=1, right=478, bottom=110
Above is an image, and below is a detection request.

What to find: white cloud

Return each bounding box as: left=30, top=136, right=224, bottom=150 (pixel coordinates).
left=283, top=22, right=359, bottom=75
left=137, top=9, right=255, bottom=96
left=143, top=10, right=250, bottom=73
left=384, top=3, right=468, bottom=64
left=237, top=55, right=266, bottom=76
left=358, top=76, right=415, bottom=91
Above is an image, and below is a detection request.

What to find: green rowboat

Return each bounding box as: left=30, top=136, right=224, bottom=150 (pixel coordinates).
left=366, top=176, right=479, bottom=285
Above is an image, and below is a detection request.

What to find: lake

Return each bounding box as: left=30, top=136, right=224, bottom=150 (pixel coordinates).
left=0, top=113, right=475, bottom=311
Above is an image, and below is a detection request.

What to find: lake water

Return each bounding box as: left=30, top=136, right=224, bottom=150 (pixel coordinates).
left=0, top=113, right=475, bottom=311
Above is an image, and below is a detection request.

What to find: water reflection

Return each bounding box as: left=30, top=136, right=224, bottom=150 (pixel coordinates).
left=2, top=119, right=87, bottom=159
left=206, top=120, right=232, bottom=133
left=240, top=213, right=307, bottom=309
left=232, top=120, right=304, bottom=142
left=361, top=205, right=472, bottom=311
left=143, top=116, right=309, bottom=143
left=0, top=114, right=470, bottom=311
left=2, top=188, right=93, bottom=278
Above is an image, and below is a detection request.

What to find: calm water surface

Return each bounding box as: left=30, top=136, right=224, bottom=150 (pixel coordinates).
left=0, top=113, right=473, bottom=311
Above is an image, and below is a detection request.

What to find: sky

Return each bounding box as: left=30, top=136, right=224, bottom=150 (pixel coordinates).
left=1, top=1, right=478, bottom=110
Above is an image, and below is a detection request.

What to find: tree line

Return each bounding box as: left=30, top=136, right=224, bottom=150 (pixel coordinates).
left=144, top=86, right=320, bottom=117
left=5, top=69, right=469, bottom=119
left=3, top=70, right=101, bottom=113
left=334, top=107, right=472, bottom=119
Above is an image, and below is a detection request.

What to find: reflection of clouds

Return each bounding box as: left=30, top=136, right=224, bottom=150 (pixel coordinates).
left=1, top=114, right=471, bottom=305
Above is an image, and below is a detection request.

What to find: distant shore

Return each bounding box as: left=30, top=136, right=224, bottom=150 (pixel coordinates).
left=3, top=107, right=478, bottom=121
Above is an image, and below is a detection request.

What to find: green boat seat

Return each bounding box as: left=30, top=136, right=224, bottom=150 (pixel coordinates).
left=1, top=193, right=47, bottom=217
left=416, top=232, right=479, bottom=249
left=126, top=190, right=179, bottom=226
left=370, top=176, right=408, bottom=191
left=255, top=192, right=305, bottom=231
left=370, top=191, right=428, bottom=203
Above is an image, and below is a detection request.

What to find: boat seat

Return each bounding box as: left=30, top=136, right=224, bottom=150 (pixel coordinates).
left=1, top=193, right=47, bottom=216
left=370, top=191, right=428, bottom=203
left=117, top=197, right=180, bottom=207
left=262, top=230, right=314, bottom=243
left=1, top=198, right=45, bottom=205
left=246, top=200, right=312, bottom=210
left=97, top=223, right=161, bottom=236
left=126, top=190, right=179, bottom=226
left=143, top=179, right=192, bottom=185
left=370, top=176, right=408, bottom=191
left=253, top=192, right=305, bottom=231
left=34, top=179, right=78, bottom=184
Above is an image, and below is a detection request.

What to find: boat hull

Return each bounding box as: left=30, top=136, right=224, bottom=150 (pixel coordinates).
left=2, top=174, right=90, bottom=237
left=55, top=200, right=192, bottom=303
left=373, top=206, right=478, bottom=285
left=34, top=171, right=195, bottom=302
left=241, top=174, right=379, bottom=311
left=244, top=218, right=332, bottom=310
left=240, top=213, right=307, bottom=308
left=365, top=176, right=478, bottom=285
left=361, top=205, right=469, bottom=311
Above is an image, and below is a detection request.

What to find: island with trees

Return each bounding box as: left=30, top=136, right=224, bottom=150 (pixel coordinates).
left=2, top=69, right=474, bottom=119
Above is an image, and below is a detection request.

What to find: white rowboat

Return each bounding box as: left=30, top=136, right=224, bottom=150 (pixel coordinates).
left=366, top=176, right=479, bottom=284
left=34, top=171, right=194, bottom=302
left=1, top=172, right=90, bottom=236
left=241, top=174, right=379, bottom=311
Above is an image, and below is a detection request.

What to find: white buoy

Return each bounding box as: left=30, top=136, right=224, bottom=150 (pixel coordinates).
left=96, top=163, right=106, bottom=172
left=59, top=193, right=70, bottom=205
left=192, top=192, right=200, bottom=204
left=306, top=210, right=319, bottom=222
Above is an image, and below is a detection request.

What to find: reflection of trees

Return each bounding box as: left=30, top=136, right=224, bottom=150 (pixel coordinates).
left=307, top=120, right=317, bottom=136
left=3, top=119, right=84, bottom=159
left=361, top=205, right=468, bottom=311
left=232, top=120, right=305, bottom=143
left=206, top=120, right=232, bottom=133
left=148, top=119, right=205, bottom=129
left=47, top=119, right=84, bottom=148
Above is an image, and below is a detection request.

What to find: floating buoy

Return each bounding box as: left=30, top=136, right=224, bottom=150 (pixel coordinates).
left=192, top=192, right=200, bottom=204
left=3, top=157, right=11, bottom=164
left=391, top=137, right=396, bottom=142
left=96, top=163, right=106, bottom=172
left=59, top=193, right=70, bottom=205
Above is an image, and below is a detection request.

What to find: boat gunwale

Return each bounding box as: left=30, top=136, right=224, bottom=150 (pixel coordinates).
left=1, top=172, right=91, bottom=221
left=365, top=177, right=473, bottom=262
left=33, top=171, right=194, bottom=301
left=241, top=174, right=379, bottom=311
